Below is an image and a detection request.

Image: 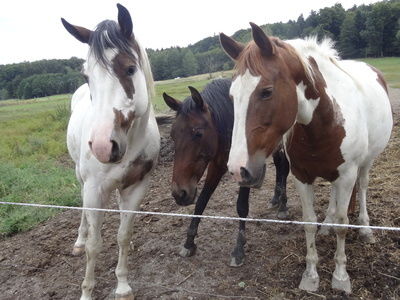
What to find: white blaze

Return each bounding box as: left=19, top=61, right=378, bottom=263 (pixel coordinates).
left=228, top=69, right=261, bottom=181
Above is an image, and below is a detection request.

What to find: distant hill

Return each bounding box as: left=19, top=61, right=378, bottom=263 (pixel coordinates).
left=0, top=57, right=85, bottom=100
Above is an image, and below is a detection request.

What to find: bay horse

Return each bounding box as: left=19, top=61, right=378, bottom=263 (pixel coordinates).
left=220, top=24, right=392, bottom=293
left=163, top=79, right=289, bottom=267
left=61, top=4, right=160, bottom=299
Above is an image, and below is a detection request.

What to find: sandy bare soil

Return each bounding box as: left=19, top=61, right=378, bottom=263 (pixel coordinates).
left=0, top=89, right=399, bottom=300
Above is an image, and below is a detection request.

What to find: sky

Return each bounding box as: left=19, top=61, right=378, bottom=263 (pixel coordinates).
left=0, top=0, right=381, bottom=65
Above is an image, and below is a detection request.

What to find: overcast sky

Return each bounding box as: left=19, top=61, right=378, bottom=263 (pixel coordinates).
left=0, top=0, right=380, bottom=65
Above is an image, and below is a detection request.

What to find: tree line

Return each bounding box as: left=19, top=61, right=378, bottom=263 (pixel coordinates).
left=0, top=57, right=85, bottom=100
left=0, top=0, right=399, bottom=100
left=148, top=0, right=400, bottom=80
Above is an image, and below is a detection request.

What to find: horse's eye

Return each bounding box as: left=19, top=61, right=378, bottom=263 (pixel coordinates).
left=127, top=66, right=136, bottom=76
left=260, top=87, right=273, bottom=100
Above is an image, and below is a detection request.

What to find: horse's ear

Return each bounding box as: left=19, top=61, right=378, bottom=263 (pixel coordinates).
left=163, top=93, right=182, bottom=112
left=61, top=18, right=92, bottom=44
left=188, top=86, right=206, bottom=111
left=117, top=3, right=134, bottom=40
left=250, top=22, right=275, bottom=57
left=219, top=33, right=244, bottom=60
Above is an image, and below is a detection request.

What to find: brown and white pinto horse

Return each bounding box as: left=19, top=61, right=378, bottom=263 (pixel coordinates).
left=163, top=79, right=289, bottom=266
left=220, top=23, right=393, bottom=293
left=62, top=4, right=159, bottom=300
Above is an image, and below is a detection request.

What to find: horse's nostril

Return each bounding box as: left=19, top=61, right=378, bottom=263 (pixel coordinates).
left=230, top=171, right=234, bottom=176
left=110, top=140, right=120, bottom=162
left=88, top=141, right=93, bottom=149
left=240, top=167, right=252, bottom=182
left=181, top=189, right=187, bottom=199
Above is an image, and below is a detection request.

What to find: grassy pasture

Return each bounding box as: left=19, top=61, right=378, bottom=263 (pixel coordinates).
left=0, top=58, right=398, bottom=236
left=360, top=57, right=400, bottom=88
left=0, top=94, right=78, bottom=236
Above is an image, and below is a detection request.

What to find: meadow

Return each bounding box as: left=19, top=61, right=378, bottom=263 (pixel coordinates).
left=0, top=58, right=398, bottom=236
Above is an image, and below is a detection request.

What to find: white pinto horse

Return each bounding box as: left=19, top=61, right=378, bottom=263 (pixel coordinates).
left=220, top=23, right=393, bottom=293
left=61, top=4, right=159, bottom=299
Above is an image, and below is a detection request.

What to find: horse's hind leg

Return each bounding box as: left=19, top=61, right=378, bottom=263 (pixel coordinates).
left=358, top=165, right=375, bottom=243
left=114, top=178, right=149, bottom=300
left=80, top=183, right=108, bottom=300
left=230, top=187, right=250, bottom=267
left=272, top=149, right=289, bottom=219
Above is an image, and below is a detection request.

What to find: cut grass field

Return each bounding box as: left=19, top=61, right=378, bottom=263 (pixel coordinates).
left=0, top=58, right=398, bottom=236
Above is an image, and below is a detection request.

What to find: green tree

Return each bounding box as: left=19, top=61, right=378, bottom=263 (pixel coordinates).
left=181, top=50, right=198, bottom=77
left=339, top=12, right=360, bottom=58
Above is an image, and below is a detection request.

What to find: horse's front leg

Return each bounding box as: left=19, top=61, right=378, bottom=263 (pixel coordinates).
left=73, top=167, right=88, bottom=256
left=180, top=162, right=225, bottom=257
left=73, top=211, right=88, bottom=256
left=230, top=187, right=250, bottom=267
left=114, top=177, right=150, bottom=300
left=80, top=182, right=109, bottom=300
left=271, top=149, right=289, bottom=219
left=294, top=178, right=319, bottom=292
left=331, top=167, right=357, bottom=294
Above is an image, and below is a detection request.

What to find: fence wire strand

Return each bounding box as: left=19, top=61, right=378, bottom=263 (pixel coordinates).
left=0, top=201, right=399, bottom=231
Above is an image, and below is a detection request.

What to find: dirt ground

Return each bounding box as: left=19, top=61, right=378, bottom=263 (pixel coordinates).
left=0, top=89, right=399, bottom=300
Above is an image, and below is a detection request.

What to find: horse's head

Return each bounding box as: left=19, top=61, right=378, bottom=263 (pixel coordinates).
left=220, top=23, right=300, bottom=187
left=62, top=4, right=152, bottom=163
left=163, top=87, right=218, bottom=206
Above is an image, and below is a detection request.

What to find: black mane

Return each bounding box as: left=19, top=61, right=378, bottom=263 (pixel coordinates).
left=89, top=20, right=139, bottom=68
left=181, top=78, right=234, bottom=148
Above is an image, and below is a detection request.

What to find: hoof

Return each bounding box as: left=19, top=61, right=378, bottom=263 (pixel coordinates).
left=299, top=272, right=319, bottom=292
left=72, top=245, right=85, bottom=256
left=115, top=292, right=134, bottom=300
left=332, top=274, right=351, bottom=294
left=277, top=210, right=289, bottom=220
left=230, top=255, right=244, bottom=267
left=359, top=232, right=376, bottom=244
left=179, top=245, right=196, bottom=257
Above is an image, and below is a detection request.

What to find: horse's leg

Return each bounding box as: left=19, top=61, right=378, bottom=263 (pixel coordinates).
left=319, top=187, right=336, bottom=236
left=230, top=187, right=250, bottom=267
left=272, top=149, right=290, bottom=219
left=294, top=178, right=319, bottom=292
left=73, top=210, right=88, bottom=256
left=80, top=182, right=108, bottom=300
left=357, top=165, right=375, bottom=243
left=73, top=166, right=88, bottom=256
left=180, top=162, right=225, bottom=257
left=114, top=178, right=150, bottom=300
left=331, top=167, right=357, bottom=294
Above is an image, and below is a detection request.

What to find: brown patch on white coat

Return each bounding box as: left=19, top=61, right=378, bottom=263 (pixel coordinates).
left=121, top=155, right=154, bottom=189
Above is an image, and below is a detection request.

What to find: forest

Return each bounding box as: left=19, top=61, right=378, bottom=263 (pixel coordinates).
left=148, top=0, right=400, bottom=80
left=0, top=0, right=399, bottom=99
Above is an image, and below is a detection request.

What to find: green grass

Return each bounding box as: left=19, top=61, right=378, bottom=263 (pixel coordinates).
left=153, top=70, right=233, bottom=112
left=0, top=94, right=79, bottom=237
left=359, top=57, right=400, bottom=88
